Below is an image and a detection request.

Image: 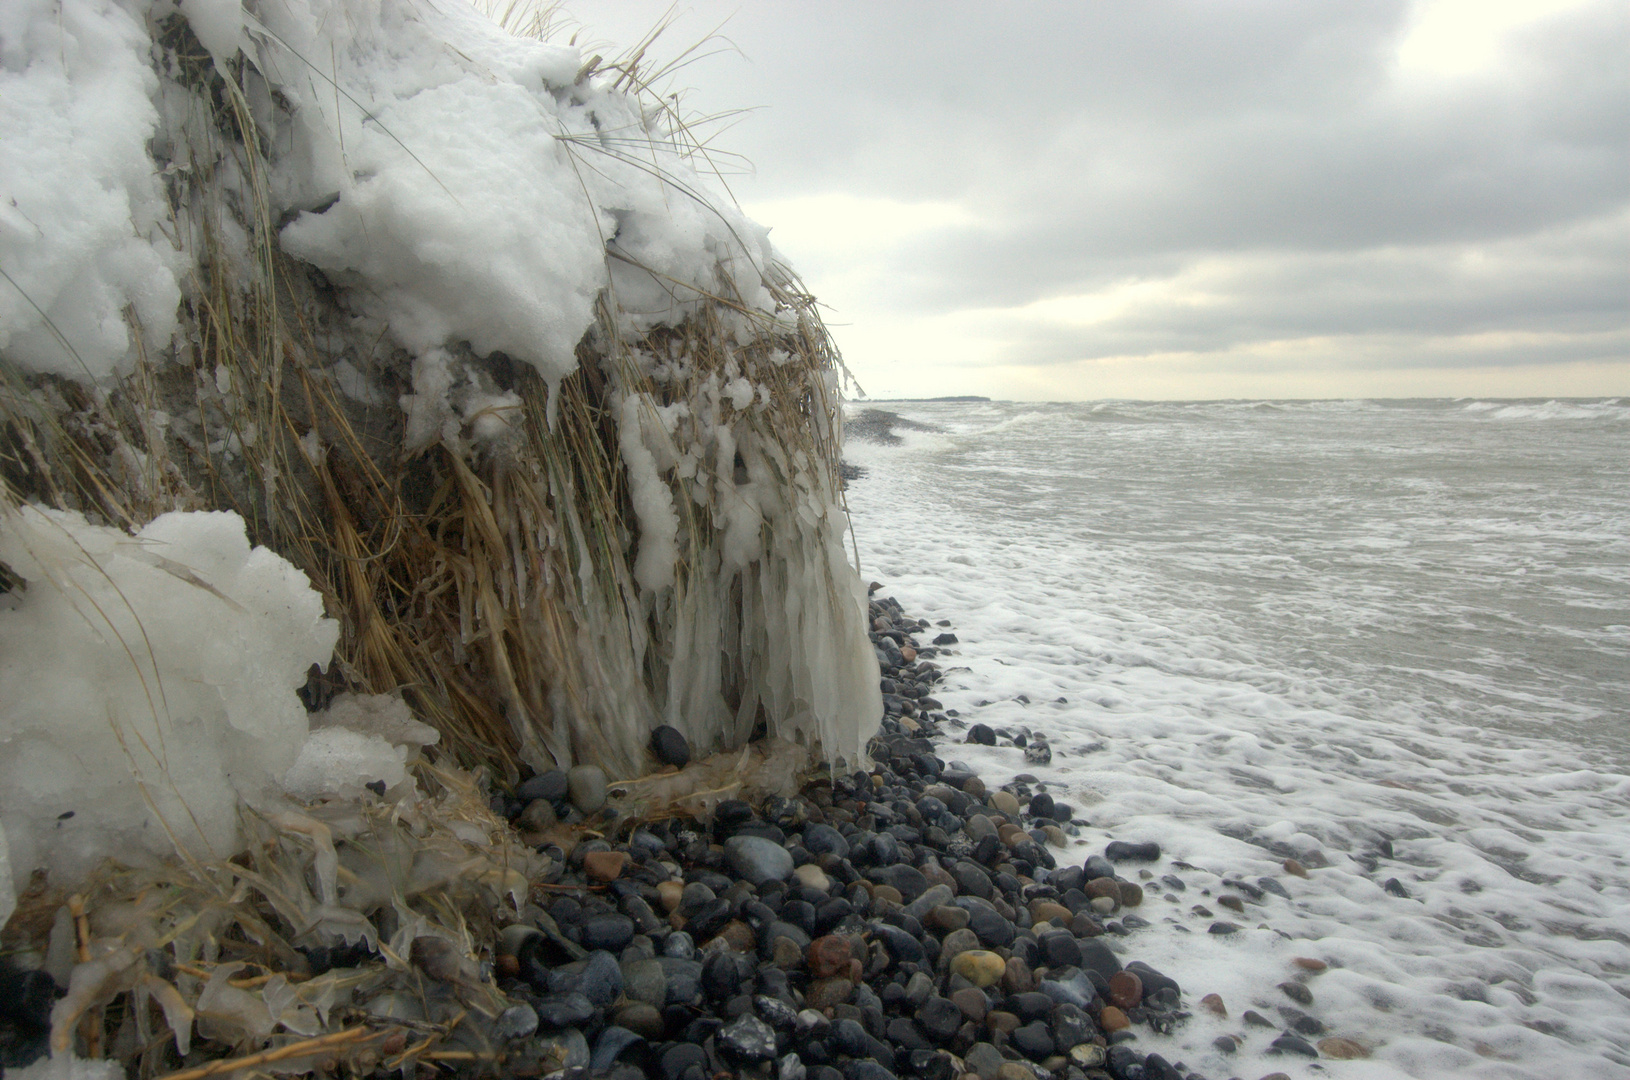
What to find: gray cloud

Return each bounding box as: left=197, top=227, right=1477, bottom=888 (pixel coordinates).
left=567, top=0, right=1628, bottom=387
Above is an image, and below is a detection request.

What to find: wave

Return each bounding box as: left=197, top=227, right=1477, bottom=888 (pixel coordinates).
left=1463, top=399, right=1630, bottom=421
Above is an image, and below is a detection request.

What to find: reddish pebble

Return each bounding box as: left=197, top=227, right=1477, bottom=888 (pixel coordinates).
left=1293, top=956, right=1328, bottom=972
left=582, top=851, right=628, bottom=882
left=1199, top=992, right=1227, bottom=1017
left=1283, top=858, right=1308, bottom=878
left=1098, top=1005, right=1130, bottom=1032
left=1108, top=970, right=1143, bottom=1009
left=807, top=934, right=852, bottom=979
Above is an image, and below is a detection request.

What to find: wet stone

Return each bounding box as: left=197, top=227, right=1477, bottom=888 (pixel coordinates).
left=1270, top=1033, right=1320, bottom=1057
left=1318, top=1036, right=1371, bottom=1059
left=719, top=1014, right=778, bottom=1063
left=1098, top=1005, right=1130, bottom=1032
left=1105, top=839, right=1160, bottom=861
left=1108, top=970, right=1142, bottom=1009
left=1279, top=980, right=1314, bottom=1005
left=950, top=950, right=1006, bottom=988
left=726, top=835, right=795, bottom=885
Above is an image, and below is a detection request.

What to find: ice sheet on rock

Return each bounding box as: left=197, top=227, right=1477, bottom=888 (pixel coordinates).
left=309, top=692, right=440, bottom=748
left=282, top=728, right=408, bottom=800
left=0, top=504, right=338, bottom=908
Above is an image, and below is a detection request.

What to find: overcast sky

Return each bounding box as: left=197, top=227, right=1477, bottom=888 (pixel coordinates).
left=562, top=0, right=1627, bottom=401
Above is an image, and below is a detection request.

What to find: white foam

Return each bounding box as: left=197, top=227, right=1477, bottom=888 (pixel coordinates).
left=848, top=399, right=1630, bottom=1078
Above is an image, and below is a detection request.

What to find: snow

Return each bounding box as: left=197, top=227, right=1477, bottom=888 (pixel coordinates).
left=0, top=0, right=183, bottom=380
left=0, top=505, right=339, bottom=916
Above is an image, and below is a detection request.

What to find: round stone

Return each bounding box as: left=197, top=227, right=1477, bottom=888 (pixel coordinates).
left=1279, top=980, right=1314, bottom=1005
left=807, top=934, right=852, bottom=979
left=1199, top=992, right=1227, bottom=1017
left=567, top=764, right=608, bottom=813
left=650, top=725, right=690, bottom=767
left=1117, top=881, right=1144, bottom=907
left=794, top=863, right=831, bottom=891
left=1107, top=970, right=1142, bottom=1009
left=990, top=791, right=1020, bottom=816
left=1317, top=1036, right=1371, bottom=1059
left=1097, top=1005, right=1129, bottom=1032
left=583, top=850, right=628, bottom=882
left=950, top=950, right=1006, bottom=988
left=614, top=1002, right=664, bottom=1038
left=725, top=835, right=794, bottom=885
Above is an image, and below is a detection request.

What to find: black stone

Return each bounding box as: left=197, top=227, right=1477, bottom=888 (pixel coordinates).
left=1269, top=1033, right=1320, bottom=1057
left=1105, top=840, right=1161, bottom=862
left=965, top=724, right=995, bottom=746
left=1077, top=938, right=1123, bottom=982
left=1384, top=877, right=1411, bottom=898
left=967, top=905, right=1014, bottom=948
left=933, top=633, right=958, bottom=645
left=661, top=1043, right=708, bottom=1080
left=803, top=824, right=851, bottom=859
left=1105, top=1043, right=1146, bottom=1080
left=870, top=922, right=925, bottom=964
left=915, top=997, right=961, bottom=1042
left=651, top=725, right=691, bottom=768
left=581, top=914, right=636, bottom=952
left=534, top=992, right=596, bottom=1028
left=1011, top=1021, right=1055, bottom=1061
left=869, top=863, right=928, bottom=901
left=1142, top=1053, right=1183, bottom=1080
left=516, top=769, right=569, bottom=804
left=1040, top=931, right=1083, bottom=969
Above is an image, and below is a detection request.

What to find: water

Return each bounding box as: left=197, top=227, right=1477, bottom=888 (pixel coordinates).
left=841, top=398, right=1630, bottom=1079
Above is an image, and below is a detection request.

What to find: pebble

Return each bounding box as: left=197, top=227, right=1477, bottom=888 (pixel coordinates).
left=1293, top=956, right=1329, bottom=972
left=566, top=764, right=607, bottom=813
left=1318, top=1036, right=1371, bottom=1059
left=1105, top=839, right=1160, bottom=861
left=1279, top=980, right=1314, bottom=1005
left=439, top=594, right=1386, bottom=1080
left=1269, top=1032, right=1320, bottom=1057
left=949, top=950, right=1006, bottom=988
left=516, top=769, right=568, bottom=803
left=1107, top=970, right=1143, bottom=1008
left=724, top=835, right=794, bottom=885
left=1283, top=857, right=1308, bottom=877
left=582, top=850, right=628, bottom=882
left=650, top=725, right=690, bottom=767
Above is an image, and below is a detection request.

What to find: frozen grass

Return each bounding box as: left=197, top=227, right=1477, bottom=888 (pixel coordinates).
left=0, top=2, right=877, bottom=787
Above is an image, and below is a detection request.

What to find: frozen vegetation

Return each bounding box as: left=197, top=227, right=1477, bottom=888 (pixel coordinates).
left=0, top=0, right=880, bottom=929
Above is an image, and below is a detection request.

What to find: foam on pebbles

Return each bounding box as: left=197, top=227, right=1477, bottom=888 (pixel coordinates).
left=429, top=590, right=1400, bottom=1080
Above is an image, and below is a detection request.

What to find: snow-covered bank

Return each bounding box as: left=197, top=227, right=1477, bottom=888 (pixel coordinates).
left=1, top=0, right=878, bottom=830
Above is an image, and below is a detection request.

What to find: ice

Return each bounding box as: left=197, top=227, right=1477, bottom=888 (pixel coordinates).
left=0, top=504, right=339, bottom=913
left=6, top=1054, right=122, bottom=1080
left=281, top=728, right=407, bottom=800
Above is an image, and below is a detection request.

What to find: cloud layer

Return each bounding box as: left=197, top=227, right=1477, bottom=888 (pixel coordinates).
left=566, top=0, right=1628, bottom=398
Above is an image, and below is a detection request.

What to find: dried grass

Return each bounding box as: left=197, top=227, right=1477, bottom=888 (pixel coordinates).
left=0, top=7, right=863, bottom=784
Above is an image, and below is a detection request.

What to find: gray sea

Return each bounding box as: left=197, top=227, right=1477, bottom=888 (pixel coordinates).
left=843, top=398, right=1630, bottom=1079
